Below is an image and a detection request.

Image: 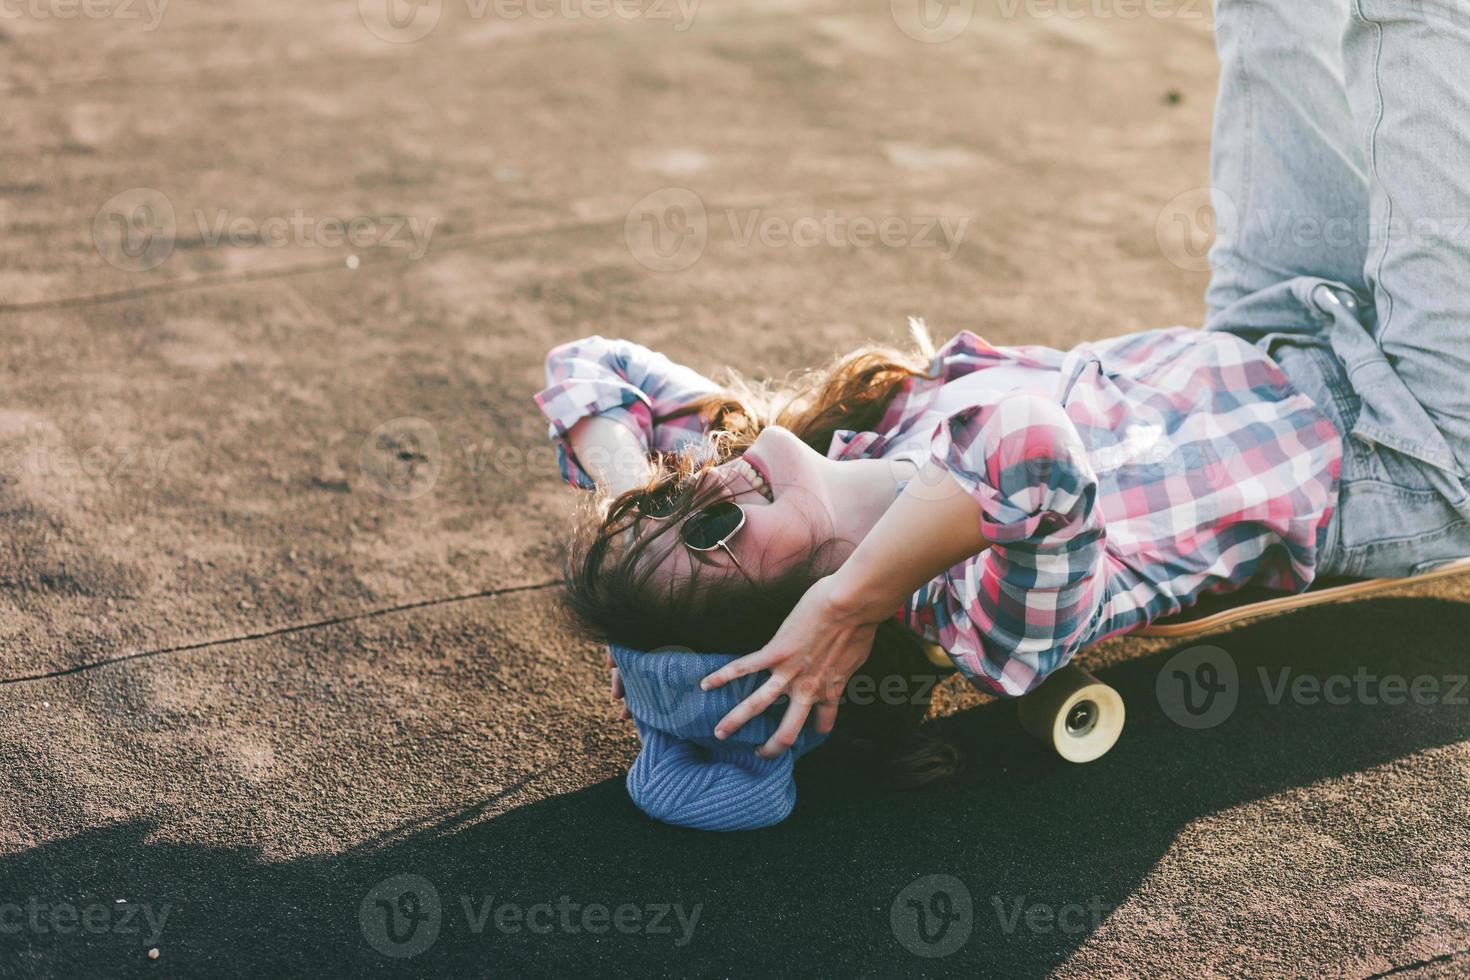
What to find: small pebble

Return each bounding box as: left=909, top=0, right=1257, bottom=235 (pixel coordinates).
left=148, top=948, right=160, bottom=960
left=346, top=254, right=360, bottom=270
left=1163, top=89, right=1183, bottom=105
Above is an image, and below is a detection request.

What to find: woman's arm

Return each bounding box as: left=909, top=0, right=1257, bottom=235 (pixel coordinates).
left=704, top=391, right=1109, bottom=756
left=566, top=415, right=656, bottom=496
left=535, top=335, right=721, bottom=490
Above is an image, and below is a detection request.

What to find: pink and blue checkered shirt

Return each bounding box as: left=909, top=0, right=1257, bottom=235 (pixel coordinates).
left=535, top=329, right=1342, bottom=697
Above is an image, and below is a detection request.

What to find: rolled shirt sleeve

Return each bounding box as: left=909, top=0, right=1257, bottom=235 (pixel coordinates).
left=534, top=335, right=720, bottom=488
left=904, top=392, right=1110, bottom=696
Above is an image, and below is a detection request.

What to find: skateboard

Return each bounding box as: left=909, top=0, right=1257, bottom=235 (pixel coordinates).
left=1016, top=556, right=1470, bottom=763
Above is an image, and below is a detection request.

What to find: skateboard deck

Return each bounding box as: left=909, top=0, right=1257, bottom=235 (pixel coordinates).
left=1018, top=555, right=1470, bottom=764
left=1135, top=556, right=1470, bottom=639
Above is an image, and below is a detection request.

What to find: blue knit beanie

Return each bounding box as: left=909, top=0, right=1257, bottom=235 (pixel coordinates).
left=610, top=644, right=831, bottom=831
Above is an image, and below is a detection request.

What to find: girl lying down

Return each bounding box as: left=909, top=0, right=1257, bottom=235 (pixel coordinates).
left=534, top=0, right=1470, bottom=831
left=534, top=321, right=1347, bottom=830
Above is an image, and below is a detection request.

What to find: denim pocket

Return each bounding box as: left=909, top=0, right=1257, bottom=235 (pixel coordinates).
left=1357, top=439, right=1448, bottom=494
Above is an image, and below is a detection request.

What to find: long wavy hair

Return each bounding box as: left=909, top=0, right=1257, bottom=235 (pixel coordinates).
left=563, top=322, right=963, bottom=785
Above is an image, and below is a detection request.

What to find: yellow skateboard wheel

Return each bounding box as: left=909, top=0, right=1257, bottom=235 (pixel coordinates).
left=1016, top=663, right=1124, bottom=763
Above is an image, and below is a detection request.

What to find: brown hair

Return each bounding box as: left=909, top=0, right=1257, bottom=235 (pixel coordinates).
left=563, top=324, right=963, bottom=785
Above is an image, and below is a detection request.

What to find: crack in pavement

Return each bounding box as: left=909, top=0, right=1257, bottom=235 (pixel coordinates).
left=0, top=578, right=562, bottom=685
left=0, top=179, right=955, bottom=314
left=0, top=219, right=612, bottom=314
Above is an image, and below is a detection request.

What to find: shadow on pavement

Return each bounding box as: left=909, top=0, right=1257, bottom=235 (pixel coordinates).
left=6, top=597, right=1469, bottom=978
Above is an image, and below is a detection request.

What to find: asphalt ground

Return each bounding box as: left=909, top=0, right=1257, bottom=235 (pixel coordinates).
left=2, top=0, right=1468, bottom=976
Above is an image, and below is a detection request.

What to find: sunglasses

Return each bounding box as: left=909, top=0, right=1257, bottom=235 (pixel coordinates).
left=641, top=486, right=750, bottom=576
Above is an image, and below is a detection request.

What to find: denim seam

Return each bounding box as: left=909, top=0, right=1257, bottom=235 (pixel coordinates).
left=1236, top=0, right=1258, bottom=280
left=1353, top=0, right=1398, bottom=346
left=1337, top=479, right=1447, bottom=502
left=1335, top=506, right=1470, bottom=556
left=1302, top=345, right=1364, bottom=450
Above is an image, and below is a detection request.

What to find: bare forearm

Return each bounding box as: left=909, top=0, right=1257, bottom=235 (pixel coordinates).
left=566, top=416, right=653, bottom=495
left=828, top=461, right=988, bottom=619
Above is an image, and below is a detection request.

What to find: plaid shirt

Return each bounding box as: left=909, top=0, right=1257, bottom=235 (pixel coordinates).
left=535, top=329, right=1342, bottom=697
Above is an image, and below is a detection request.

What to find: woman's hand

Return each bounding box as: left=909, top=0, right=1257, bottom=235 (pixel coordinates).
left=606, top=648, right=631, bottom=720
left=700, top=462, right=991, bottom=756
left=700, top=575, right=888, bottom=758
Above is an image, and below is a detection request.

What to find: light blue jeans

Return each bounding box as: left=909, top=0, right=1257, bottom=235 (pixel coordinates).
left=1202, top=0, right=1470, bottom=579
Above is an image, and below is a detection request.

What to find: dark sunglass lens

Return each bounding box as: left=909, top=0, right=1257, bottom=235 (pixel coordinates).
left=681, top=502, right=743, bottom=550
